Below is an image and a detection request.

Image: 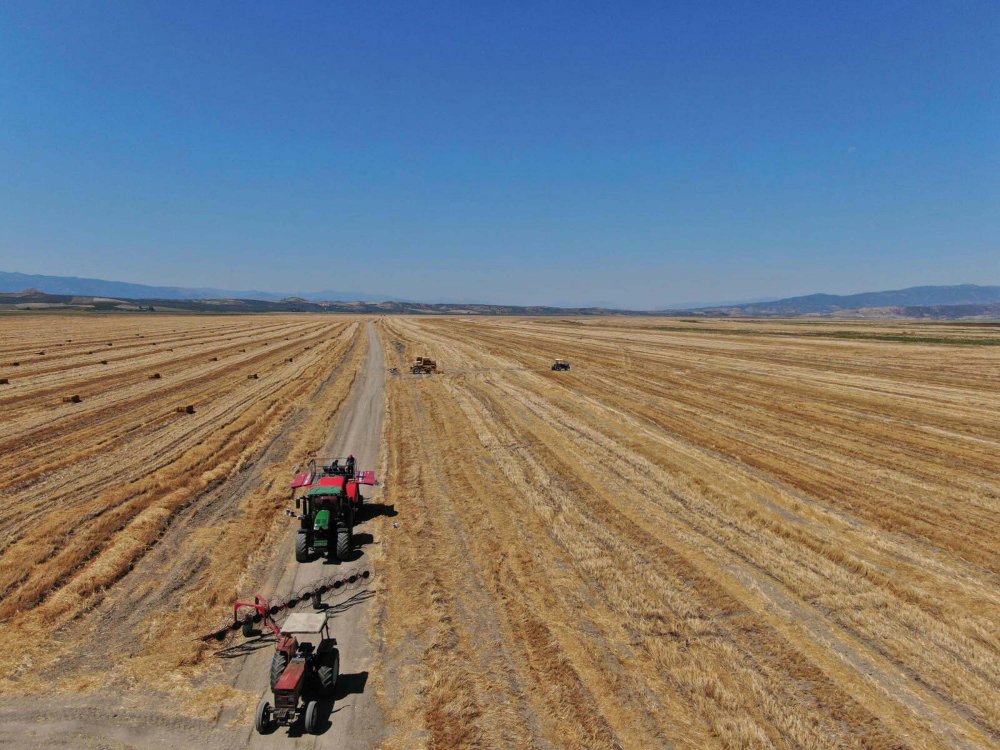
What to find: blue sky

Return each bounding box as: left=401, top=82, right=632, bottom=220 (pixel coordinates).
left=1, top=1, right=997, bottom=307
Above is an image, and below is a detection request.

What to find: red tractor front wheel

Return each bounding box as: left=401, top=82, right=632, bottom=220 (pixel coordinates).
left=304, top=700, right=319, bottom=734
left=255, top=701, right=272, bottom=734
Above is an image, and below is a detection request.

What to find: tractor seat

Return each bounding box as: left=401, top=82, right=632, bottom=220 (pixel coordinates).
left=297, top=642, right=315, bottom=655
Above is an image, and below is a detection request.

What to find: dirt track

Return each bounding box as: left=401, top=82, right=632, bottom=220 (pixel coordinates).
left=232, top=320, right=387, bottom=750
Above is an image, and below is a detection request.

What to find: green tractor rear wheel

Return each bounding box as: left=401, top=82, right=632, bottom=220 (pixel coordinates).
left=336, top=527, right=351, bottom=561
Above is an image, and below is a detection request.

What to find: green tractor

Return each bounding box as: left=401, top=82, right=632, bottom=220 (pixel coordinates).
left=293, top=479, right=356, bottom=563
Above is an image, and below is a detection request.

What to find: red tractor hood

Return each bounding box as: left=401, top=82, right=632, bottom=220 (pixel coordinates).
left=274, top=659, right=306, bottom=692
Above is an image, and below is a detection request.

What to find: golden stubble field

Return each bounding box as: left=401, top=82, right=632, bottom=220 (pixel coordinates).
left=373, top=316, right=999, bottom=750
left=0, top=313, right=369, bottom=699
left=0, top=312, right=997, bottom=750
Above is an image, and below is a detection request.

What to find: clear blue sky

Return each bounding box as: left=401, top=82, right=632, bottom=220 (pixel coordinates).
left=1, top=1, right=997, bottom=307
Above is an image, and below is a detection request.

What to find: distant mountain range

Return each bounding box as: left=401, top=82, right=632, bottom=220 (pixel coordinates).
left=0, top=288, right=634, bottom=316
left=0, top=271, right=389, bottom=303
left=657, top=296, right=779, bottom=310
left=689, top=284, right=1000, bottom=316
left=1, top=272, right=998, bottom=318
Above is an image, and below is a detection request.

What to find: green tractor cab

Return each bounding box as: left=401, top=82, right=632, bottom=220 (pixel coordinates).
left=287, top=461, right=378, bottom=566
left=294, top=485, right=353, bottom=563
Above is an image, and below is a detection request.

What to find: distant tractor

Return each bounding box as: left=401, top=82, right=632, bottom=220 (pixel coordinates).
left=240, top=607, right=340, bottom=736
left=551, top=358, right=571, bottom=371
left=410, top=356, right=437, bottom=374
left=289, top=459, right=378, bottom=563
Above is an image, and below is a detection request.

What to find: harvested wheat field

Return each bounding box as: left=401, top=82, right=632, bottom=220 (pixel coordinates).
left=373, top=316, right=999, bottom=750
left=0, top=314, right=371, bottom=700
left=0, top=313, right=997, bottom=750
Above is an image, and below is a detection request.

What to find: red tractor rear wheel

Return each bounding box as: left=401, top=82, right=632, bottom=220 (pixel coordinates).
left=269, top=651, right=288, bottom=689
left=317, top=648, right=339, bottom=695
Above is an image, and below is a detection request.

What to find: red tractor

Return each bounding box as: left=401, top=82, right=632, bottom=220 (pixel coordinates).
left=289, top=458, right=377, bottom=563
left=233, top=598, right=340, bottom=735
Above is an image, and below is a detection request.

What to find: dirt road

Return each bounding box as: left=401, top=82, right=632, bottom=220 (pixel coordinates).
left=231, top=321, right=387, bottom=750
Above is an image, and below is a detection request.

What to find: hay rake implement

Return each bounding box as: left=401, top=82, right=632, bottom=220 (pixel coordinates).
left=197, top=570, right=371, bottom=646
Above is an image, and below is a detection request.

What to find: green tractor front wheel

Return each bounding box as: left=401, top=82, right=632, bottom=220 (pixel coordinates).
left=295, top=531, right=310, bottom=563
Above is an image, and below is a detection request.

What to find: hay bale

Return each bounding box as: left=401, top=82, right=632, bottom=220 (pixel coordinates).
left=176, top=405, right=195, bottom=414
left=248, top=373, right=259, bottom=379
left=10, top=362, right=19, bottom=367
left=211, top=356, right=219, bottom=361
left=150, top=372, right=162, bottom=379
left=107, top=342, right=113, bottom=346
left=100, top=360, right=109, bottom=365
left=0, top=378, right=9, bottom=385
left=63, top=394, right=82, bottom=403
left=37, top=351, right=46, bottom=355
left=286, top=357, right=294, bottom=362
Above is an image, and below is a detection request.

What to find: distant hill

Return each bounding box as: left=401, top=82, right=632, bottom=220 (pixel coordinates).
left=0, top=271, right=388, bottom=303
left=0, top=289, right=643, bottom=316
left=657, top=296, right=779, bottom=310
left=823, top=303, right=1000, bottom=320
left=3, top=273, right=999, bottom=319
left=690, top=285, right=1000, bottom=316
